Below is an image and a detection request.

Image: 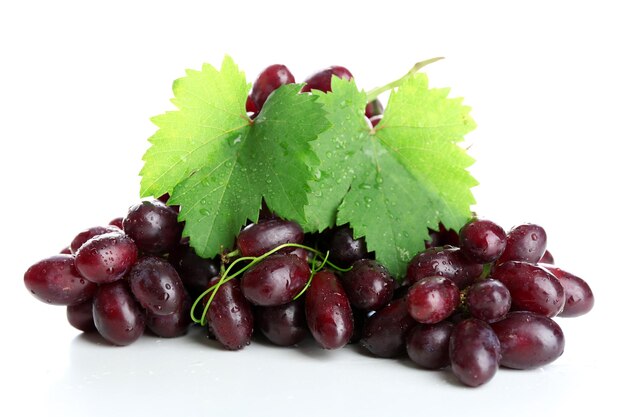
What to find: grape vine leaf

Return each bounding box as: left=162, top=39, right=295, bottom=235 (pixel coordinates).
left=140, top=56, right=330, bottom=258
left=305, top=76, right=477, bottom=278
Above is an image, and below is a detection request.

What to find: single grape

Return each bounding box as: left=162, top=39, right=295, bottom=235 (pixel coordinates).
left=128, top=256, right=186, bottom=316
left=108, top=217, right=124, bottom=229
left=92, top=281, right=145, bottom=346
left=256, top=300, right=308, bottom=346
left=492, top=261, right=565, bottom=317
left=407, top=276, right=460, bottom=324
left=542, top=265, right=594, bottom=317
left=146, top=293, right=192, bottom=338
left=466, top=279, right=511, bottom=323
left=365, top=99, right=384, bottom=118
left=246, top=95, right=258, bottom=114
left=301, top=66, right=353, bottom=93
left=361, top=297, right=417, bottom=358
left=491, top=311, right=565, bottom=369
left=405, top=247, right=482, bottom=289
left=24, top=254, right=97, bottom=305
left=341, top=259, right=394, bottom=311
left=168, top=242, right=220, bottom=299
left=459, top=219, right=507, bottom=263
left=497, top=223, right=547, bottom=264
left=241, top=254, right=310, bottom=306
left=70, top=225, right=120, bottom=254
left=305, top=270, right=354, bottom=349
left=250, top=64, right=295, bottom=110
left=207, top=277, right=254, bottom=350
left=449, top=318, right=501, bottom=387
left=369, top=115, right=382, bottom=127
left=75, top=232, right=138, bottom=284
left=236, top=219, right=304, bottom=257
left=123, top=199, right=182, bottom=255
left=406, top=321, right=454, bottom=369
left=538, top=249, right=554, bottom=264
left=328, top=225, right=368, bottom=268
left=66, top=299, right=96, bottom=332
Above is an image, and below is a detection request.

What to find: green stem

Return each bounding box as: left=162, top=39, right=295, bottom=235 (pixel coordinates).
left=365, top=57, right=444, bottom=103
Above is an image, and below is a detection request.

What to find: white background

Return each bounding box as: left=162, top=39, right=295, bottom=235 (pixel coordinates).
left=1, top=0, right=624, bottom=415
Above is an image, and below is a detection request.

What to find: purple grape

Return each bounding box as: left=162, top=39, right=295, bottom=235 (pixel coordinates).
left=250, top=64, right=295, bottom=110
left=538, top=250, right=554, bottom=264
left=449, top=318, right=501, bottom=387
left=256, top=300, right=308, bottom=346
left=340, top=259, right=394, bottom=311
left=466, top=279, right=511, bottom=323
left=406, top=321, right=454, bottom=369
left=328, top=225, right=368, bottom=268
left=236, top=219, right=304, bottom=257
left=405, top=247, right=482, bottom=289
left=146, top=294, right=192, bottom=338
left=24, top=254, right=97, bottom=305
left=498, top=224, right=547, bottom=264
left=246, top=95, right=258, bottom=114
left=92, top=281, right=145, bottom=346
left=207, top=277, right=254, bottom=350
left=369, top=115, right=382, bottom=128
left=128, top=256, right=186, bottom=316
left=365, top=99, right=384, bottom=118
left=168, top=242, right=220, bottom=299
left=123, top=199, right=182, bottom=255
left=301, top=66, right=353, bottom=93
left=241, top=254, right=310, bottom=306
left=361, top=298, right=417, bottom=358
left=305, top=270, right=353, bottom=349
left=459, top=219, right=507, bottom=263
left=75, top=232, right=138, bottom=284
left=70, top=225, right=120, bottom=254
left=66, top=299, right=96, bottom=332
left=407, top=276, right=460, bottom=324
left=491, top=311, right=565, bottom=369
left=542, top=266, right=594, bottom=317
left=492, top=261, right=565, bottom=317
left=108, top=217, right=124, bottom=229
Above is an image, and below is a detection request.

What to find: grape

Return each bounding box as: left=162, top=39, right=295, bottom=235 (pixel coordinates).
left=24, top=254, right=97, bottom=305
left=369, top=115, right=382, bottom=127
left=542, top=266, right=594, bottom=317
left=328, top=225, right=368, bottom=268
left=123, top=199, right=182, bottom=255
left=492, top=261, right=565, bottom=317
left=66, top=299, right=95, bottom=332
left=301, top=66, right=353, bottom=93
left=459, top=219, right=507, bottom=263
left=466, top=279, right=511, bottom=323
left=92, top=281, right=145, bottom=346
left=168, top=242, right=220, bottom=299
left=236, top=219, right=304, bottom=257
left=449, top=318, right=501, bottom=387
left=75, top=232, right=138, bottom=284
left=497, top=223, right=547, bottom=264
left=256, top=300, right=308, bottom=346
left=108, top=217, right=124, bottom=229
left=70, top=225, right=120, bottom=254
left=305, top=270, right=353, bottom=349
left=146, top=294, right=192, bottom=338
left=491, top=311, right=565, bottom=369
left=538, top=249, right=554, bottom=264
left=361, top=297, right=416, bottom=358
left=250, top=64, right=295, bottom=110
left=128, top=256, right=186, bottom=316
left=407, top=277, right=460, bottom=324
left=365, top=99, right=384, bottom=118
left=340, top=259, right=394, bottom=310
left=405, top=247, right=482, bottom=289
left=207, top=277, right=254, bottom=350
left=246, top=95, right=258, bottom=114
left=406, top=321, right=453, bottom=369
left=241, top=254, right=310, bottom=306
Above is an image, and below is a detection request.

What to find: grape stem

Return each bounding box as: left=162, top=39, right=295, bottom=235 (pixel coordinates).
left=365, top=57, right=444, bottom=103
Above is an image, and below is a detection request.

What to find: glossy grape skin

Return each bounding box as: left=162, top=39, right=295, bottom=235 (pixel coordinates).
left=406, top=321, right=454, bottom=369
left=365, top=99, right=384, bottom=118
left=75, top=232, right=138, bottom=284
left=129, top=256, right=186, bottom=316
left=542, top=266, right=594, bottom=317
left=67, top=299, right=96, bottom=332
left=328, top=225, right=368, bottom=268
left=491, top=311, right=564, bottom=369
left=466, top=279, right=511, bottom=323
left=24, top=254, right=97, bottom=305
left=70, top=225, right=120, bottom=254
left=250, top=64, right=295, bottom=110
left=92, top=281, right=145, bottom=346
left=341, top=259, right=394, bottom=310
left=241, top=254, right=310, bottom=306
left=305, top=270, right=354, bottom=349
left=236, top=219, right=304, bottom=257
left=109, top=217, right=124, bottom=229
left=146, top=294, right=192, bottom=338
left=207, top=277, right=254, bottom=350
left=405, top=247, right=482, bottom=289
left=449, top=318, right=501, bottom=387
left=168, top=243, right=220, bottom=299
left=407, top=277, right=460, bottom=324
left=498, top=223, right=547, bottom=264
left=459, top=219, right=507, bottom=263
left=256, top=300, right=308, bottom=346
left=301, top=66, right=353, bottom=93
left=492, top=261, right=565, bottom=317
left=123, top=199, right=182, bottom=255
left=361, top=298, right=417, bottom=358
